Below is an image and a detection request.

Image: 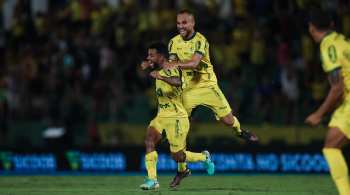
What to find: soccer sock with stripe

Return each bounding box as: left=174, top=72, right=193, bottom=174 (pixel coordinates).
left=184, top=151, right=206, bottom=162
left=178, top=148, right=187, bottom=172
left=323, top=148, right=350, bottom=195
left=145, top=151, right=158, bottom=181
left=230, top=116, right=242, bottom=135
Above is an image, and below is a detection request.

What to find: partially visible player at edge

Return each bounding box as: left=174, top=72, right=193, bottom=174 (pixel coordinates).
left=142, top=10, right=258, bottom=187
left=139, top=42, right=214, bottom=190
left=306, top=10, right=350, bottom=195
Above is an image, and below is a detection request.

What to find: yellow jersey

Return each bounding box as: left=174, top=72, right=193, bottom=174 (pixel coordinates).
left=168, top=31, right=217, bottom=90
left=320, top=30, right=350, bottom=99
left=155, top=68, right=187, bottom=118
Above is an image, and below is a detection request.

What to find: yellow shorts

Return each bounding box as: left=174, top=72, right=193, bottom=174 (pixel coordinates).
left=149, top=117, right=189, bottom=153
left=328, top=99, right=350, bottom=139
left=182, top=84, right=231, bottom=120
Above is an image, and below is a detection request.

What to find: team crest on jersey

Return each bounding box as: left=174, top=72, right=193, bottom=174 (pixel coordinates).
left=190, top=45, right=195, bottom=54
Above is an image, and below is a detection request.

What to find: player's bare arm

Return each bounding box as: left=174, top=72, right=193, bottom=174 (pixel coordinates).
left=163, top=53, right=203, bottom=71
left=150, top=70, right=181, bottom=87
left=305, top=70, right=344, bottom=127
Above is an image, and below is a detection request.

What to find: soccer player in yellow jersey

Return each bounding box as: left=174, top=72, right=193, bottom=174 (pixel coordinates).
left=139, top=42, right=214, bottom=190
left=162, top=10, right=258, bottom=187
left=306, top=10, right=350, bottom=195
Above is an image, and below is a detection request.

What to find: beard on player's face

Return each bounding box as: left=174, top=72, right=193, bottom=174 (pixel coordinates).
left=179, top=27, right=192, bottom=38
left=149, top=57, right=161, bottom=69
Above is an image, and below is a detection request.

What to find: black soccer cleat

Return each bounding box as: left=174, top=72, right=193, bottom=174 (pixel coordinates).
left=237, top=129, right=258, bottom=141
left=170, top=165, right=191, bottom=188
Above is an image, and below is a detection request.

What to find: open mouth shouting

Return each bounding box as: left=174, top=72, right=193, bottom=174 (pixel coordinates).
left=179, top=28, right=187, bottom=37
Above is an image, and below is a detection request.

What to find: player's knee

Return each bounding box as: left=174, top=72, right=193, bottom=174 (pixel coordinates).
left=224, top=120, right=234, bottom=126
left=171, top=152, right=185, bottom=162
left=222, top=118, right=234, bottom=126
left=144, top=137, right=155, bottom=148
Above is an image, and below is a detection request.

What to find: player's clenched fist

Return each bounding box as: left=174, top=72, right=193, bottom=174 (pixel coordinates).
left=150, top=70, right=162, bottom=80
left=141, top=61, right=150, bottom=69
left=305, top=112, right=322, bottom=127
left=163, top=62, right=178, bottom=71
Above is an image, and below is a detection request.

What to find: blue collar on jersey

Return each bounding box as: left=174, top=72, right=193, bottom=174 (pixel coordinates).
left=319, top=29, right=334, bottom=45
left=182, top=31, right=197, bottom=41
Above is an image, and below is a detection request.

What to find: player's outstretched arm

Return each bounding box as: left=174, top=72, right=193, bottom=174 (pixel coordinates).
left=305, top=69, right=344, bottom=127
left=150, top=70, right=181, bottom=87
left=163, top=53, right=203, bottom=71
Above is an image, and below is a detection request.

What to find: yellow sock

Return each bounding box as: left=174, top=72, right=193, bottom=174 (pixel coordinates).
left=230, top=116, right=242, bottom=135
left=185, top=151, right=206, bottom=162
left=145, top=151, right=158, bottom=181
left=178, top=162, right=187, bottom=172
left=178, top=148, right=187, bottom=172
left=323, top=148, right=350, bottom=195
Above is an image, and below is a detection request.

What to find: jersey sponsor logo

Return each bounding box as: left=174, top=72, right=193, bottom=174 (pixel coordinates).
left=219, top=106, right=227, bottom=110
left=328, top=45, right=337, bottom=63
left=177, top=48, right=182, bottom=50
left=168, top=40, right=173, bottom=52
left=195, top=41, right=201, bottom=50
left=159, top=103, right=171, bottom=109
left=156, top=88, right=163, bottom=98
left=175, top=120, right=180, bottom=139
left=184, top=52, right=188, bottom=55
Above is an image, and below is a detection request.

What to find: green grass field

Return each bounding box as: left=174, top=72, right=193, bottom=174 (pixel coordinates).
left=0, top=175, right=337, bottom=195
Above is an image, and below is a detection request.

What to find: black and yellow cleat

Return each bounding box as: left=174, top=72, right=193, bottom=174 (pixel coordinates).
left=170, top=165, right=191, bottom=188
left=237, top=129, right=258, bottom=142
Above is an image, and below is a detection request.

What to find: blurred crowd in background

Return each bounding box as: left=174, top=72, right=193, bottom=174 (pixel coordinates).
left=0, top=0, right=350, bottom=145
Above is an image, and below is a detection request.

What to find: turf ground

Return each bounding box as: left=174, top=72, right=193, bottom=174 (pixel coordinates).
left=0, top=174, right=337, bottom=195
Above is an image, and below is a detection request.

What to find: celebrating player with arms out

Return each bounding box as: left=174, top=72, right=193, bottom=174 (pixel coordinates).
left=166, top=10, right=258, bottom=187
left=142, top=10, right=259, bottom=188
left=139, top=42, right=214, bottom=190
left=306, top=10, right=350, bottom=195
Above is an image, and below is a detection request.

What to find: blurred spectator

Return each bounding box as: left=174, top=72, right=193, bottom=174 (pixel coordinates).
left=0, top=73, right=8, bottom=145
left=250, top=30, right=266, bottom=74
left=255, top=75, right=274, bottom=123
left=87, top=118, right=100, bottom=146
left=1, top=0, right=349, bottom=130
left=280, top=61, right=299, bottom=124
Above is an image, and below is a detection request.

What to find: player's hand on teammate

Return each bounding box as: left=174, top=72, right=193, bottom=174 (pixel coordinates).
left=141, top=61, right=150, bottom=69
left=305, top=112, right=322, bottom=127
left=150, top=70, right=162, bottom=80
left=163, top=62, right=178, bottom=71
